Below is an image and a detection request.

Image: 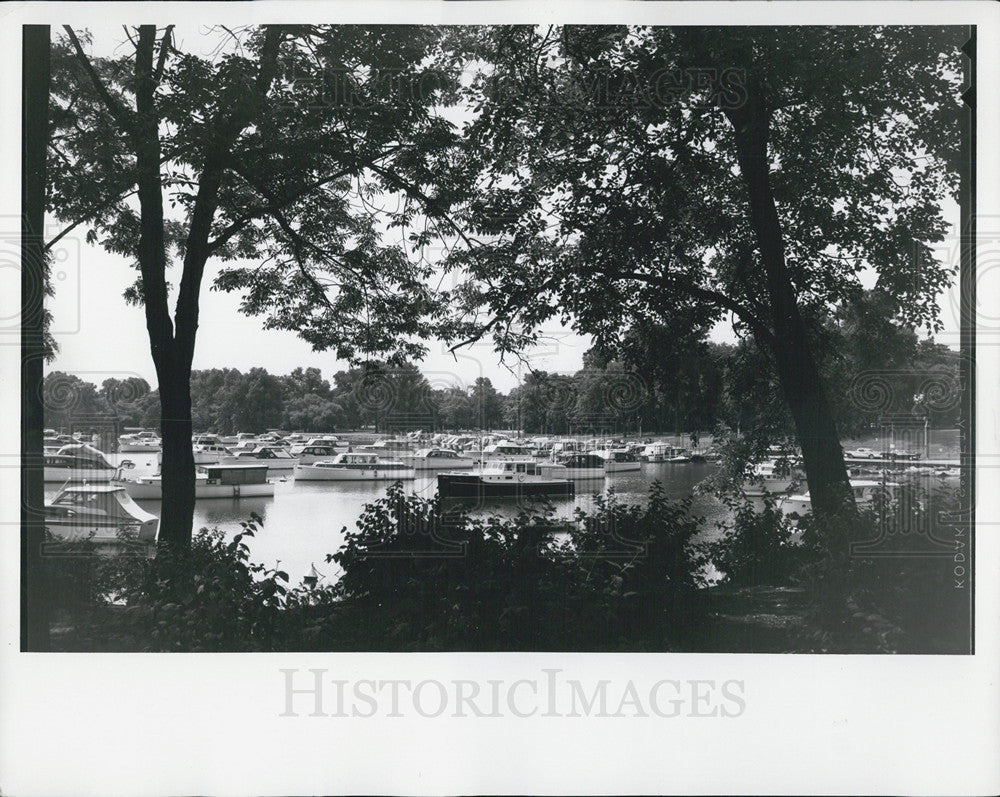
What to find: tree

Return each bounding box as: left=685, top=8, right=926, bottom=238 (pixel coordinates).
left=23, top=24, right=52, bottom=650
left=447, top=26, right=963, bottom=536
left=47, top=26, right=465, bottom=550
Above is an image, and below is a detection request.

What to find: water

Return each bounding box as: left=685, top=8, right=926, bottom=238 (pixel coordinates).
left=79, top=454, right=728, bottom=586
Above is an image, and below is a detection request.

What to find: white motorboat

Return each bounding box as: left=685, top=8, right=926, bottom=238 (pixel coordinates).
left=744, top=460, right=803, bottom=497
left=359, top=438, right=414, bottom=457
left=44, top=483, right=159, bottom=551
left=478, top=442, right=536, bottom=462
left=219, top=446, right=299, bottom=472
left=779, top=480, right=902, bottom=520
left=438, top=458, right=574, bottom=498
left=639, top=442, right=672, bottom=462
left=293, top=452, right=416, bottom=481
left=398, top=448, right=475, bottom=470
left=538, top=452, right=607, bottom=480
left=287, top=442, right=346, bottom=465
left=118, top=463, right=276, bottom=500
left=118, top=430, right=162, bottom=453
left=43, top=444, right=118, bottom=483
left=188, top=434, right=234, bottom=464
left=598, top=448, right=642, bottom=472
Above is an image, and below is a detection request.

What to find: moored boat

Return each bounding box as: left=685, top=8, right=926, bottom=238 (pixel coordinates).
left=287, top=442, right=346, bottom=465
left=398, top=448, right=475, bottom=470
left=779, top=479, right=902, bottom=520
left=293, top=452, right=416, bottom=481
left=538, top=452, right=606, bottom=480
left=438, top=458, right=574, bottom=499
left=743, top=460, right=803, bottom=498
left=44, top=483, right=159, bottom=551
left=44, top=444, right=118, bottom=483
left=117, top=463, right=276, bottom=500
left=219, top=445, right=299, bottom=472
left=118, top=429, right=162, bottom=453
left=598, top=448, right=642, bottom=472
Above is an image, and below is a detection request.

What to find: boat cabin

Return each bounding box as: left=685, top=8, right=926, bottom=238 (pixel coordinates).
left=202, top=464, right=270, bottom=485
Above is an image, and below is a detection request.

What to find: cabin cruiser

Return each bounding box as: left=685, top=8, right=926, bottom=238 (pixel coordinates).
left=359, top=438, right=414, bottom=456
left=43, top=433, right=75, bottom=454
left=44, top=483, right=159, bottom=551
left=220, top=446, right=299, bottom=472
left=598, top=448, right=642, bottom=472
left=117, top=463, right=275, bottom=500
left=779, top=479, right=902, bottom=520
left=639, top=442, right=672, bottom=463
left=438, top=458, right=574, bottom=499
left=399, top=448, right=475, bottom=470
left=743, top=460, right=803, bottom=498
left=293, top=452, right=416, bottom=481
left=44, top=444, right=118, bottom=483
left=118, top=430, right=162, bottom=453
left=189, top=434, right=234, bottom=464
left=538, top=452, right=606, bottom=480
left=287, top=442, right=346, bottom=465
left=478, top=442, right=536, bottom=462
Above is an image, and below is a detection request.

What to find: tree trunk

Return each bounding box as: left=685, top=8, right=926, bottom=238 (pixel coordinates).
left=157, top=358, right=196, bottom=550
left=727, top=84, right=855, bottom=532
left=22, top=24, right=51, bottom=650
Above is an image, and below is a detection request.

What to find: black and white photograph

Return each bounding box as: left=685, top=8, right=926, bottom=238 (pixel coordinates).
left=2, top=2, right=998, bottom=795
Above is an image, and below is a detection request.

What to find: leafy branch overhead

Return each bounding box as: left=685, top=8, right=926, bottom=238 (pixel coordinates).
left=444, top=26, right=963, bottom=353
left=47, top=25, right=470, bottom=364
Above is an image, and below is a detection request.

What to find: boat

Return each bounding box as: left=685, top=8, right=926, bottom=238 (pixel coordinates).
left=359, top=438, right=414, bottom=457
left=44, top=483, right=159, bottom=551
left=743, top=460, right=803, bottom=498
left=219, top=445, right=299, bottom=472
left=438, top=459, right=575, bottom=499
left=779, top=480, right=902, bottom=520
left=293, top=452, right=416, bottom=481
left=398, top=448, right=475, bottom=470
left=287, top=442, right=346, bottom=465
left=640, top=442, right=672, bottom=462
left=664, top=448, right=692, bottom=463
left=478, top=442, right=536, bottom=462
left=117, top=463, right=276, bottom=500
left=538, top=452, right=607, bottom=480
left=190, top=434, right=234, bottom=464
left=118, top=429, right=162, bottom=453
left=44, top=444, right=118, bottom=483
left=598, top=448, right=642, bottom=472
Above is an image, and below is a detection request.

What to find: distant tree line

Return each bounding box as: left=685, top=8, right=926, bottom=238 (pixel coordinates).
left=44, top=305, right=960, bottom=439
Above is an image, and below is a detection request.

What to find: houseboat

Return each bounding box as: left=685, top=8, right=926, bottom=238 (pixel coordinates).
left=293, top=452, right=416, bottom=481
left=438, top=459, right=575, bottom=499
left=44, top=444, right=118, bottom=483
left=117, top=463, right=275, bottom=500
left=44, top=483, right=159, bottom=550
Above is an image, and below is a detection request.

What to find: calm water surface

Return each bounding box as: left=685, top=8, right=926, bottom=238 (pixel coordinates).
left=86, top=454, right=728, bottom=585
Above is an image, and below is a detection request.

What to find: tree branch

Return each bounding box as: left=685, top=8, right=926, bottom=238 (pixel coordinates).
left=62, top=26, right=136, bottom=137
